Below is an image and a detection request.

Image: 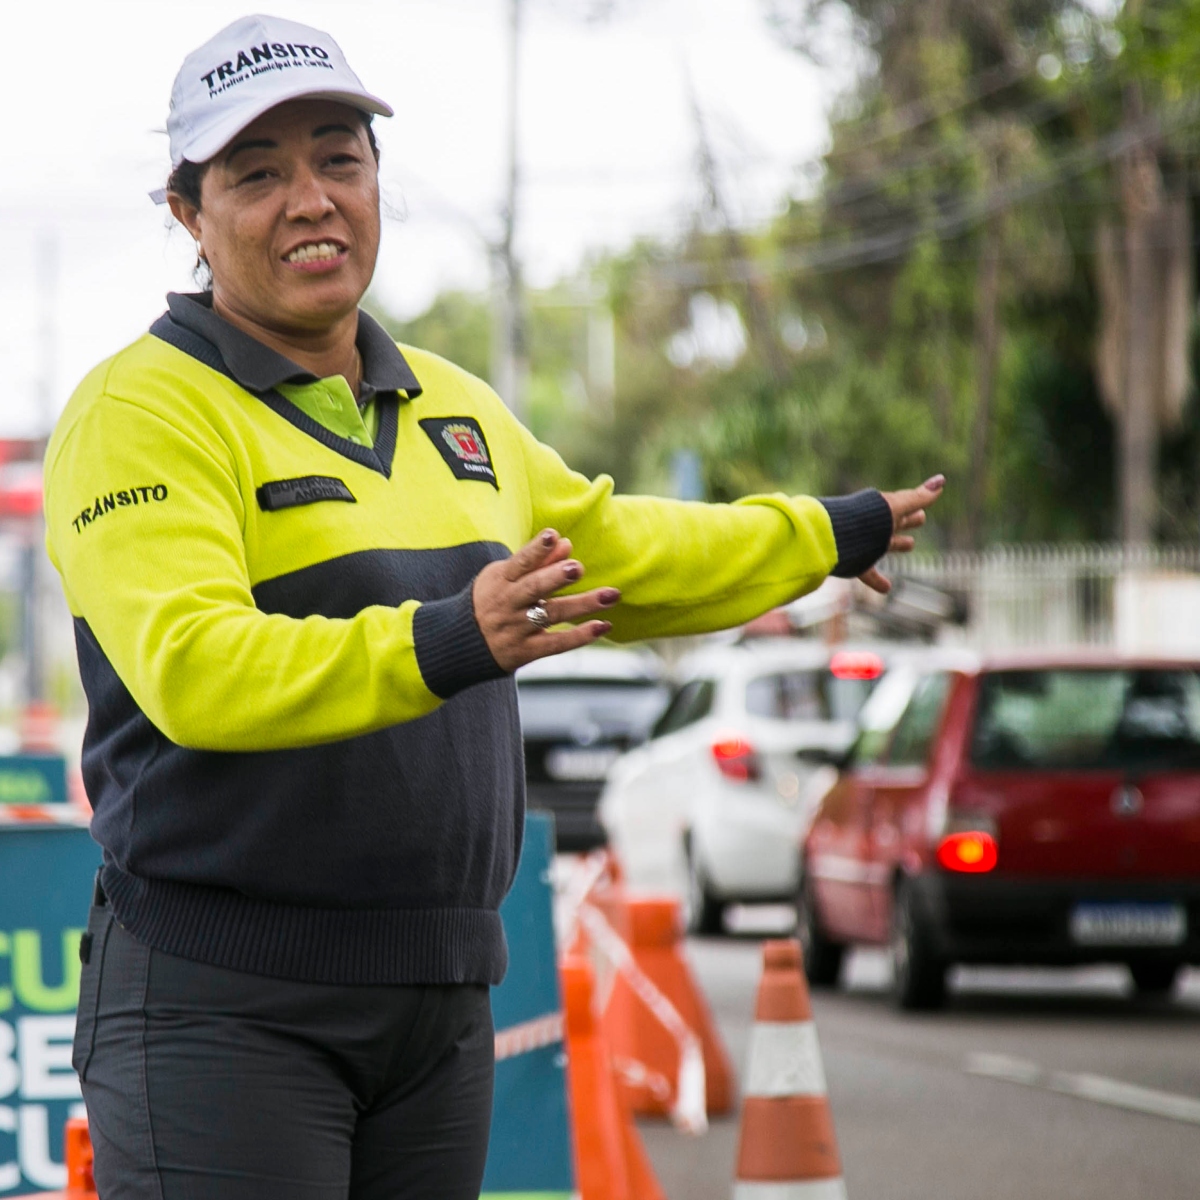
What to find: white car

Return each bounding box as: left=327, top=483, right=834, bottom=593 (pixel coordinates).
left=598, top=639, right=891, bottom=932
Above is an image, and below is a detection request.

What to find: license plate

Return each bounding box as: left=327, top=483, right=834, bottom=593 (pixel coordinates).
left=544, top=747, right=620, bottom=782
left=1069, top=903, right=1187, bottom=946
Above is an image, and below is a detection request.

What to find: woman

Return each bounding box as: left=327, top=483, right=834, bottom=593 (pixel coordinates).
left=47, top=14, right=942, bottom=1200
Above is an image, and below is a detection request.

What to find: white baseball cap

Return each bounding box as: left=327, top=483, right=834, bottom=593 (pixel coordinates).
left=166, top=14, right=393, bottom=169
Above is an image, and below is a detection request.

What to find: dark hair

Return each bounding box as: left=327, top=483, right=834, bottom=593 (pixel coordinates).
left=165, top=114, right=381, bottom=211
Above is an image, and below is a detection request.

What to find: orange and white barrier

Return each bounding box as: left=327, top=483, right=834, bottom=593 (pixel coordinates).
left=562, top=955, right=666, bottom=1200
left=560, top=851, right=735, bottom=1132
left=733, top=939, right=846, bottom=1200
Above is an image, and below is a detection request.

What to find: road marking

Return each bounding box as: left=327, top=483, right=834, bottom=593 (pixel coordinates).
left=966, top=1053, right=1200, bottom=1126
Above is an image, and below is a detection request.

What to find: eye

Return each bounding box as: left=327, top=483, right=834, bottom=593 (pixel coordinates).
left=325, top=152, right=363, bottom=169
left=237, top=169, right=275, bottom=186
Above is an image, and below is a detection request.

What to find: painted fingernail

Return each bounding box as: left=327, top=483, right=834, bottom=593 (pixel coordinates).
left=594, top=621, right=613, bottom=636
left=599, top=588, right=621, bottom=606
left=541, top=529, right=557, bottom=547
left=924, top=474, right=945, bottom=491
left=563, top=562, right=582, bottom=582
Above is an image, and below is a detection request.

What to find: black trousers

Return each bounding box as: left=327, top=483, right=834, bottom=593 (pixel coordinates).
left=73, top=902, right=495, bottom=1200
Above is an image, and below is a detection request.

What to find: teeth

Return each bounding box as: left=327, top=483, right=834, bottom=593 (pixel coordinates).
left=286, top=241, right=343, bottom=263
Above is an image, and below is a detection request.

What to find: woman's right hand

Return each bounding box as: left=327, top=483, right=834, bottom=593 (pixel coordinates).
left=473, top=530, right=621, bottom=673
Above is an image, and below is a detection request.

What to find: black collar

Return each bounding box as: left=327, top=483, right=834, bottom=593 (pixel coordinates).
left=163, top=292, right=422, bottom=402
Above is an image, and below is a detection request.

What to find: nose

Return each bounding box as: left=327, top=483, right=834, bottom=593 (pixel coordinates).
left=284, top=163, right=336, bottom=223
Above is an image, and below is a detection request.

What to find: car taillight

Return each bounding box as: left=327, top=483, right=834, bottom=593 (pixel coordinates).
left=829, top=651, right=885, bottom=681
left=711, top=734, right=761, bottom=783
left=936, top=831, right=999, bottom=873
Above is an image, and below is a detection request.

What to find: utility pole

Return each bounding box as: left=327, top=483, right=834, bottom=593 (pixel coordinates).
left=1119, top=0, right=1160, bottom=547
left=967, top=145, right=1003, bottom=550
left=24, top=230, right=59, bottom=706
left=688, top=84, right=788, bottom=383
left=492, top=0, right=529, bottom=422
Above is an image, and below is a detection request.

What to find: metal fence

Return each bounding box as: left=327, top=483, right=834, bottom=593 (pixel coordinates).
left=884, top=543, right=1200, bottom=651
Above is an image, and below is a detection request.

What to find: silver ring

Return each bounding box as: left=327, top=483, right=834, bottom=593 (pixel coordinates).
left=525, top=602, right=551, bottom=630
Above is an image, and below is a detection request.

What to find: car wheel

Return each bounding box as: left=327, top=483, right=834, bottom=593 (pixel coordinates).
left=891, top=879, right=946, bottom=1011
left=796, top=873, right=844, bottom=988
left=684, top=840, right=725, bottom=936
left=1129, top=960, right=1180, bottom=997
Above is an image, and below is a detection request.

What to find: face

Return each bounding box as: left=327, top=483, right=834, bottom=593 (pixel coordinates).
left=169, top=99, right=380, bottom=334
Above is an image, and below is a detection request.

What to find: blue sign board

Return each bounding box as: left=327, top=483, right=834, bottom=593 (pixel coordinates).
left=482, top=812, right=575, bottom=1199
left=0, top=813, right=573, bottom=1197
left=0, top=759, right=67, bottom=809
left=0, top=823, right=100, bottom=1195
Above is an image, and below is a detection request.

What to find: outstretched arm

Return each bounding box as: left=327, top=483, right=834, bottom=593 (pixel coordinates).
left=468, top=411, right=943, bottom=670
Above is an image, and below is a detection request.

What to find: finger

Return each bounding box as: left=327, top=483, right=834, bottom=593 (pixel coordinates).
left=858, top=566, right=891, bottom=595
left=520, top=557, right=586, bottom=605
left=888, top=535, right=915, bottom=554
left=502, top=530, right=572, bottom=582
left=895, top=510, right=926, bottom=532
left=886, top=475, right=945, bottom=522
left=544, top=588, right=621, bottom=624
left=524, top=620, right=613, bottom=662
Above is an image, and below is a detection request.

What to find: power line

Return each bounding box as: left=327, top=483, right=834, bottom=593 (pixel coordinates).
left=653, top=102, right=1200, bottom=287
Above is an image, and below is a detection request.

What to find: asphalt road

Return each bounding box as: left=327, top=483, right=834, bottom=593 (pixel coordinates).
left=638, top=913, right=1200, bottom=1200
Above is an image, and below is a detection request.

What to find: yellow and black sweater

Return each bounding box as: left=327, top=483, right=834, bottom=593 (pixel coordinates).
left=44, top=292, right=892, bottom=985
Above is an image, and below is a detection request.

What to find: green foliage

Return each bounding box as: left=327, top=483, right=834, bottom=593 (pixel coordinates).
left=372, top=0, right=1200, bottom=547
left=370, top=290, right=492, bottom=382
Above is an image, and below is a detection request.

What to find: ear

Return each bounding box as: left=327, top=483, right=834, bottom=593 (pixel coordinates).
left=167, top=192, right=203, bottom=243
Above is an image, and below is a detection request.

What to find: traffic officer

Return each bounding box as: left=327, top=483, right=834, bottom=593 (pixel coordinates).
left=45, top=13, right=943, bottom=1200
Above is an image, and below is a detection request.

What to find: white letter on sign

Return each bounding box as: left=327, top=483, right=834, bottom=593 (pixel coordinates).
left=0, top=1023, right=18, bottom=1100
left=0, top=1106, right=17, bottom=1191
left=17, top=1017, right=80, bottom=1100
left=19, top=1104, right=67, bottom=1189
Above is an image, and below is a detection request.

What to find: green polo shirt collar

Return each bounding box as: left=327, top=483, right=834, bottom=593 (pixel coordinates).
left=164, top=293, right=421, bottom=448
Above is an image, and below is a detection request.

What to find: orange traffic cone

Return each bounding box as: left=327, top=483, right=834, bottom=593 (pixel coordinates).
left=596, top=891, right=735, bottom=1119
left=733, top=939, right=846, bottom=1199
left=19, top=701, right=60, bottom=754
left=25, top=1115, right=97, bottom=1199
left=562, top=955, right=666, bottom=1200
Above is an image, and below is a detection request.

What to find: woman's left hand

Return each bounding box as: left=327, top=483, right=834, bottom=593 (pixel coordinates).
left=859, top=474, right=945, bottom=595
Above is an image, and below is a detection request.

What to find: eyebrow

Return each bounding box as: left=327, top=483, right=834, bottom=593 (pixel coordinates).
left=224, top=138, right=277, bottom=164
left=223, top=124, right=360, bottom=166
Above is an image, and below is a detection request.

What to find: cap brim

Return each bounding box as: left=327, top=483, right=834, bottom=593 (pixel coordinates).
left=178, top=85, right=393, bottom=167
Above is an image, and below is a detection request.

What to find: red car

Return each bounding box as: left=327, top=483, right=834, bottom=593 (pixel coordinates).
left=798, top=652, right=1200, bottom=1009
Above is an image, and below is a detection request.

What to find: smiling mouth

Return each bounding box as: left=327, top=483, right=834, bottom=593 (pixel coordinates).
left=284, top=241, right=347, bottom=264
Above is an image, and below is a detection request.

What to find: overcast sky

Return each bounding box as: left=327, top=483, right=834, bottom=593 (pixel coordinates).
left=1, top=0, right=842, bottom=436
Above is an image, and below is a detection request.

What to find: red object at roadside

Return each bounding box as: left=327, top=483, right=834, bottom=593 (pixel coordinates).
left=0, top=461, right=43, bottom=517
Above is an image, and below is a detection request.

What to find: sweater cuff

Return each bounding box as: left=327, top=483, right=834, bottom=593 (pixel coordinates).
left=819, top=489, right=894, bottom=578
left=412, top=584, right=507, bottom=700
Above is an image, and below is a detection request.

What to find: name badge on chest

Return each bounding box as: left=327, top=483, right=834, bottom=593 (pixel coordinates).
left=256, top=476, right=357, bottom=512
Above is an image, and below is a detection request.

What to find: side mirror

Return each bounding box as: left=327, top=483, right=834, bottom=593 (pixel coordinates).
left=795, top=746, right=849, bottom=771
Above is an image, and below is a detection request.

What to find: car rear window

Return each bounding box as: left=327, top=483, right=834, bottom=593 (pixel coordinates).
left=651, top=679, right=716, bottom=737
left=970, top=668, right=1200, bottom=770
left=517, top=680, right=670, bottom=739
left=745, top=670, right=876, bottom=723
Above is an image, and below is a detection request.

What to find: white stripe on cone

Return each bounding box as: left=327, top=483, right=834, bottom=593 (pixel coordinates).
left=734, top=1179, right=848, bottom=1200
left=743, top=1021, right=827, bottom=1098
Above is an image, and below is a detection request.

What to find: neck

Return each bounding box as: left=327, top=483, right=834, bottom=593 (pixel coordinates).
left=211, top=292, right=361, bottom=387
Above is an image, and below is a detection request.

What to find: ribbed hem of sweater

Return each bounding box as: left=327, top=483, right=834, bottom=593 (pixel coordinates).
left=819, top=489, right=894, bottom=578
left=412, top=582, right=507, bottom=699
left=100, top=865, right=508, bottom=985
